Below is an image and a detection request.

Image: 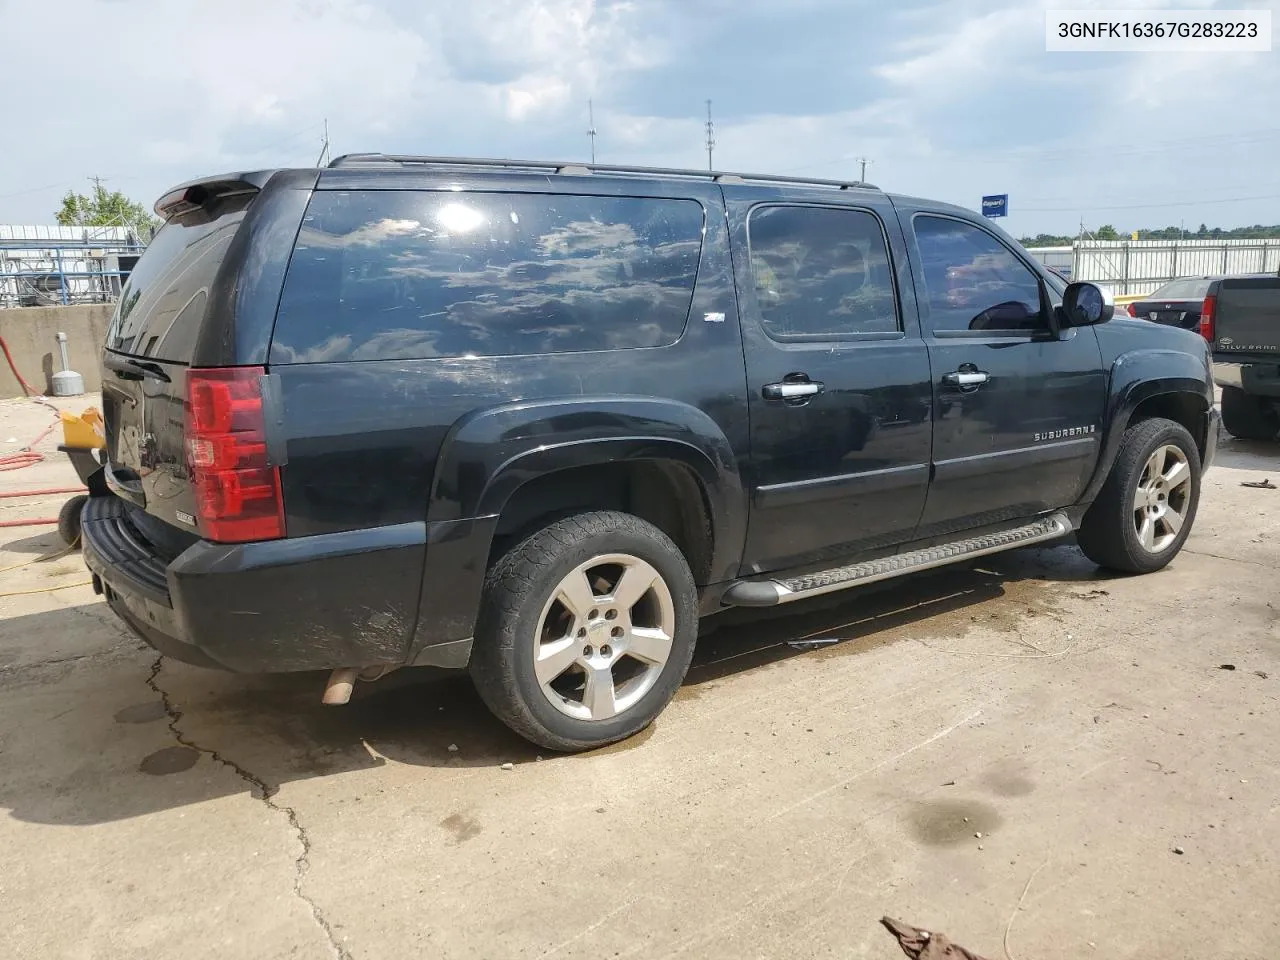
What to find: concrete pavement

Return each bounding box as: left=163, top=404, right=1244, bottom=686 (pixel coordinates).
left=1, top=394, right=1277, bottom=959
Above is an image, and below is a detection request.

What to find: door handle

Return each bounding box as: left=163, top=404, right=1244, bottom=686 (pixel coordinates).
left=762, top=380, right=824, bottom=401
left=942, top=370, right=989, bottom=387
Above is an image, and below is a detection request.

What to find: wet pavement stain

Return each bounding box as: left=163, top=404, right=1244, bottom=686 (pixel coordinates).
left=441, top=812, right=482, bottom=844
left=581, top=722, right=656, bottom=757
left=673, top=682, right=714, bottom=702
left=139, top=746, right=199, bottom=776
left=907, top=799, right=1002, bottom=846
left=114, top=702, right=168, bottom=724
left=983, top=759, right=1036, bottom=797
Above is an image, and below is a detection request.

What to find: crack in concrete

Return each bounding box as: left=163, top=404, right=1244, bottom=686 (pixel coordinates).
left=145, top=656, right=352, bottom=960
left=0, top=645, right=139, bottom=679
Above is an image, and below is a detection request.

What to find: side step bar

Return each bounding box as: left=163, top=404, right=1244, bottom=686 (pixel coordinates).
left=722, top=512, right=1072, bottom=607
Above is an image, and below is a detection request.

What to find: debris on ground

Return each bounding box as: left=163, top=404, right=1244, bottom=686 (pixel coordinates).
left=1173, top=846, right=1185, bottom=855
left=880, top=916, right=992, bottom=960
left=447, top=743, right=459, bottom=752
left=499, top=762, right=514, bottom=771
left=786, top=637, right=844, bottom=651
left=1220, top=664, right=1237, bottom=671
left=1240, top=479, right=1276, bottom=489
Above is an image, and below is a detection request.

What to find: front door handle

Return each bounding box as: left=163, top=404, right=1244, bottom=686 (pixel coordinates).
left=762, top=380, right=824, bottom=401
left=942, top=370, right=989, bottom=387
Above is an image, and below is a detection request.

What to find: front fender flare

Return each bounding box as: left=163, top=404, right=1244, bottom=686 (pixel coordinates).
left=1080, top=349, right=1211, bottom=505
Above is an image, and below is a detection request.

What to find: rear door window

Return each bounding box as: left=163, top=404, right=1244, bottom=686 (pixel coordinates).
left=746, top=204, right=899, bottom=339
left=106, top=201, right=250, bottom=361
left=271, top=191, right=705, bottom=363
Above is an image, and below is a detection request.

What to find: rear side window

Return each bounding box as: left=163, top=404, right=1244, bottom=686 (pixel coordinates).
left=747, top=205, right=898, bottom=338
left=271, top=191, right=705, bottom=363
left=106, top=201, right=249, bottom=361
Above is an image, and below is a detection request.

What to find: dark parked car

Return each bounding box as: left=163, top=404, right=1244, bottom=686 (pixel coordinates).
left=1129, top=276, right=1219, bottom=332
left=82, top=156, right=1218, bottom=751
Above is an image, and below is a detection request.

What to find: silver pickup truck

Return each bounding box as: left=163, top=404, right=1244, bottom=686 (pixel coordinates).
left=1208, top=275, right=1280, bottom=440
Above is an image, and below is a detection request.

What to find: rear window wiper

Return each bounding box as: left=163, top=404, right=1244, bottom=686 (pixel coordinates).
left=105, top=353, right=172, bottom=383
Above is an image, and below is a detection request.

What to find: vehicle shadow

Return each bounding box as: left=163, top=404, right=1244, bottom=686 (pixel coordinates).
left=1213, top=435, right=1279, bottom=471
left=0, top=529, right=65, bottom=556
left=0, top=544, right=1108, bottom=826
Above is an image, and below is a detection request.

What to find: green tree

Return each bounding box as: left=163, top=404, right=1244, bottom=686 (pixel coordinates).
left=56, top=179, right=158, bottom=238
left=1094, top=224, right=1120, bottom=240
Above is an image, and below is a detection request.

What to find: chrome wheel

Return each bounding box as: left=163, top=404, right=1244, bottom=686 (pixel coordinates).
left=1132, top=443, right=1192, bottom=553
left=533, top=554, right=676, bottom=722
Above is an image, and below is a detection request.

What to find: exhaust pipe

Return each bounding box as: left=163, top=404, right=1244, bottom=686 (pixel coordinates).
left=322, top=667, right=358, bottom=705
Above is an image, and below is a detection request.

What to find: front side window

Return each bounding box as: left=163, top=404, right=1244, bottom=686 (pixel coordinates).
left=914, top=216, right=1046, bottom=334
left=271, top=191, right=705, bottom=363
left=747, top=205, right=899, bottom=339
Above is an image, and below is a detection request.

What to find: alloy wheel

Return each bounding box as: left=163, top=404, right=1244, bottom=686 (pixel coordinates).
left=533, top=554, right=676, bottom=722
left=1132, top=443, right=1192, bottom=553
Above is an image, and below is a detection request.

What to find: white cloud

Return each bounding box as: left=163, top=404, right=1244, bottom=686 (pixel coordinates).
left=0, top=0, right=1278, bottom=237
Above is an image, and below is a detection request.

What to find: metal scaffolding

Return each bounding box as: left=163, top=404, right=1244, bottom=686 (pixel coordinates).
left=1, top=225, right=145, bottom=309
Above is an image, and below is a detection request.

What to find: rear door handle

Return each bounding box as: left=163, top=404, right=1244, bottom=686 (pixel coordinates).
left=762, top=380, right=824, bottom=401
left=942, top=370, right=989, bottom=387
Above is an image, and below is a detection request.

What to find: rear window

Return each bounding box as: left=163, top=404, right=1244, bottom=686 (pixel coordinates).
left=1150, top=278, right=1212, bottom=300
left=105, top=202, right=249, bottom=361
left=271, top=191, right=706, bottom=363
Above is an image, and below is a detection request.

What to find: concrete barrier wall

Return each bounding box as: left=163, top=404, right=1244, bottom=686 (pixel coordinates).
left=0, top=305, right=113, bottom=398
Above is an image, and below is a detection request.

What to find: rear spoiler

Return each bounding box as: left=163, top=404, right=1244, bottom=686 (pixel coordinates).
left=153, top=171, right=277, bottom=222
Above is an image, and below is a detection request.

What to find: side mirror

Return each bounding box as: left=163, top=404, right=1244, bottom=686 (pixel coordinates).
left=1058, top=281, right=1115, bottom=327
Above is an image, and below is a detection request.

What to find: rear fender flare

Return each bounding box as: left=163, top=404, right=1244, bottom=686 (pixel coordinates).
left=429, top=396, right=746, bottom=581
left=408, top=397, right=748, bottom=663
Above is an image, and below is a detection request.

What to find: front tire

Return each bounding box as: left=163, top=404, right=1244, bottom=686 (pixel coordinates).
left=1077, top=417, right=1201, bottom=574
left=469, top=511, right=698, bottom=752
left=1221, top=386, right=1279, bottom=441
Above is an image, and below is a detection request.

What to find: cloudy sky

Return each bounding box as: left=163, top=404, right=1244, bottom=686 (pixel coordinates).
left=1, top=0, right=1277, bottom=237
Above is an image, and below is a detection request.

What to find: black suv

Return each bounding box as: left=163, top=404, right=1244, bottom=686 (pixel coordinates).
left=83, top=155, right=1218, bottom=751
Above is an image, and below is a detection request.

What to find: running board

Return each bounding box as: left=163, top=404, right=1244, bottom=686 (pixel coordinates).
left=722, top=513, right=1073, bottom=607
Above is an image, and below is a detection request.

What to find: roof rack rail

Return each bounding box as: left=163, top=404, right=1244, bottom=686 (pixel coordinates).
left=325, top=153, right=879, bottom=191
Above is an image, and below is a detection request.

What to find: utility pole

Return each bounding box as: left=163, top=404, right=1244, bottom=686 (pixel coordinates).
left=704, top=100, right=715, bottom=171
left=587, top=100, right=598, bottom=164
left=315, top=119, right=330, bottom=167
left=856, top=157, right=870, bottom=183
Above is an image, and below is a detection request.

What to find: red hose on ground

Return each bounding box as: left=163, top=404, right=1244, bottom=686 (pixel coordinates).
left=0, top=334, right=42, bottom=397
left=0, top=486, right=87, bottom=498
left=0, top=422, right=55, bottom=471
left=0, top=517, right=58, bottom=528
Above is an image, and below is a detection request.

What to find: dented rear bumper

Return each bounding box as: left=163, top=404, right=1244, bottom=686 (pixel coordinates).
left=81, top=495, right=427, bottom=672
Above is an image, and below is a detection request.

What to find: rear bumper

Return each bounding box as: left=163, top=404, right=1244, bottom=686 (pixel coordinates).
left=82, top=496, right=432, bottom=672
left=1213, top=360, right=1280, bottom=397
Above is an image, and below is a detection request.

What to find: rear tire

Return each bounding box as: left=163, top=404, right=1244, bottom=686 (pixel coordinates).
left=469, top=511, right=698, bottom=752
left=1077, top=418, right=1200, bottom=574
left=1220, top=386, right=1279, bottom=441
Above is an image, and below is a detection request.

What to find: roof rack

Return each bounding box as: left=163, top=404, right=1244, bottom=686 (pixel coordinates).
left=326, top=154, right=879, bottom=191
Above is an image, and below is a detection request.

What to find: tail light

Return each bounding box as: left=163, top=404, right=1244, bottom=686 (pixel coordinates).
left=184, top=366, right=284, bottom=542
left=1200, top=294, right=1216, bottom=342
